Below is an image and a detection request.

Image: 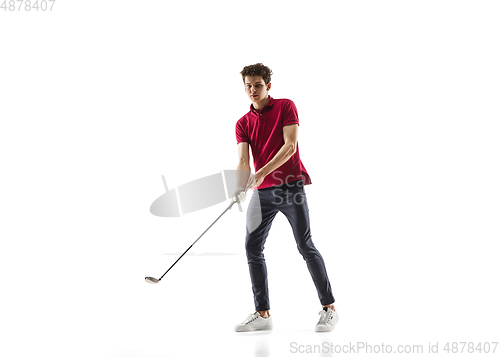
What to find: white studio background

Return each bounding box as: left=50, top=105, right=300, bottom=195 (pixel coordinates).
left=1, top=1, right=499, bottom=356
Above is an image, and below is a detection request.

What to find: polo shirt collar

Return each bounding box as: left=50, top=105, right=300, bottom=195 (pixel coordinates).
left=250, top=96, right=274, bottom=114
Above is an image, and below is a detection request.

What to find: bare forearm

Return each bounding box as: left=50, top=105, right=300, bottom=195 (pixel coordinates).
left=259, top=143, right=295, bottom=177
left=236, top=162, right=251, bottom=189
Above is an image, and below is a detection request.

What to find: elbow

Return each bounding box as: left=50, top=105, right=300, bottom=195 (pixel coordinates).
left=289, top=142, right=297, bottom=155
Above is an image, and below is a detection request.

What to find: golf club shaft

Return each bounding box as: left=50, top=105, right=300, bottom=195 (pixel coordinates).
left=158, top=199, right=236, bottom=281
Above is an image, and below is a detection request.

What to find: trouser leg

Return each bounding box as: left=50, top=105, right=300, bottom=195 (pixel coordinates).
left=245, top=189, right=279, bottom=311
left=276, top=182, right=335, bottom=305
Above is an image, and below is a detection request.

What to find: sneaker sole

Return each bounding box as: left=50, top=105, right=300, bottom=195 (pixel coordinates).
left=235, top=324, right=273, bottom=332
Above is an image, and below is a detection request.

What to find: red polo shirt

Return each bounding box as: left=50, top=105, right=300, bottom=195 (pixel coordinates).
left=235, top=96, right=312, bottom=190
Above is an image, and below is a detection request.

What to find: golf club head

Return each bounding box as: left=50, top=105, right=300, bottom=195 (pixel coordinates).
left=145, top=277, right=160, bottom=284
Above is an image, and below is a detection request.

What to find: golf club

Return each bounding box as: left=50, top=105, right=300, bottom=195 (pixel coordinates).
left=145, top=196, right=240, bottom=284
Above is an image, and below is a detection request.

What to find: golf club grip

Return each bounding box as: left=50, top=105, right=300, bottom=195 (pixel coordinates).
left=158, top=200, right=235, bottom=280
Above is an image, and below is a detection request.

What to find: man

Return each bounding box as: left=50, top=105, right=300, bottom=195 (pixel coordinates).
left=232, top=63, right=339, bottom=332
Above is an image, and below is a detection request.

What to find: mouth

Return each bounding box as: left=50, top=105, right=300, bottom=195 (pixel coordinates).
left=252, top=95, right=258, bottom=98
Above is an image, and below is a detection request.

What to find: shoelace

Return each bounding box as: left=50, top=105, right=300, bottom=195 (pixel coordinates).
left=318, top=309, right=334, bottom=325
left=243, top=312, right=260, bottom=325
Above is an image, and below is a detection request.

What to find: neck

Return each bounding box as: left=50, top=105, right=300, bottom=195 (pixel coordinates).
left=253, top=95, right=270, bottom=111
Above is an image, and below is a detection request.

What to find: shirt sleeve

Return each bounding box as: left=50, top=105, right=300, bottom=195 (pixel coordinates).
left=235, top=119, right=250, bottom=144
left=282, top=100, right=300, bottom=127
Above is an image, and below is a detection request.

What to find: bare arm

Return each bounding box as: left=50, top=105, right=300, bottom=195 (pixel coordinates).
left=236, top=142, right=252, bottom=189
left=258, top=124, right=298, bottom=178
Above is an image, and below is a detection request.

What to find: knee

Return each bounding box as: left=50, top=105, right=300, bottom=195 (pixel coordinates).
left=297, top=240, right=319, bottom=259
left=245, top=237, right=263, bottom=261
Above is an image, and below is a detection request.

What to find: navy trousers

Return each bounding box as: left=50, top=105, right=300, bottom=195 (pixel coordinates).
left=245, top=179, right=335, bottom=311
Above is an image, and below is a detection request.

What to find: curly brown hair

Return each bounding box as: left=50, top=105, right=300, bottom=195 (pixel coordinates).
left=240, top=63, right=273, bottom=84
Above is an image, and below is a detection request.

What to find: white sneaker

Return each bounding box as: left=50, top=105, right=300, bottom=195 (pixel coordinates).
left=234, top=312, right=273, bottom=332
left=315, top=307, right=339, bottom=332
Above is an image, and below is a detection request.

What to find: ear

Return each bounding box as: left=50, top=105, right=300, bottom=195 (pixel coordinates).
left=267, top=82, right=272, bottom=91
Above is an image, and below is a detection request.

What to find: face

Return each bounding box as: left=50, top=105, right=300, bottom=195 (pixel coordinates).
left=244, top=75, right=271, bottom=104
